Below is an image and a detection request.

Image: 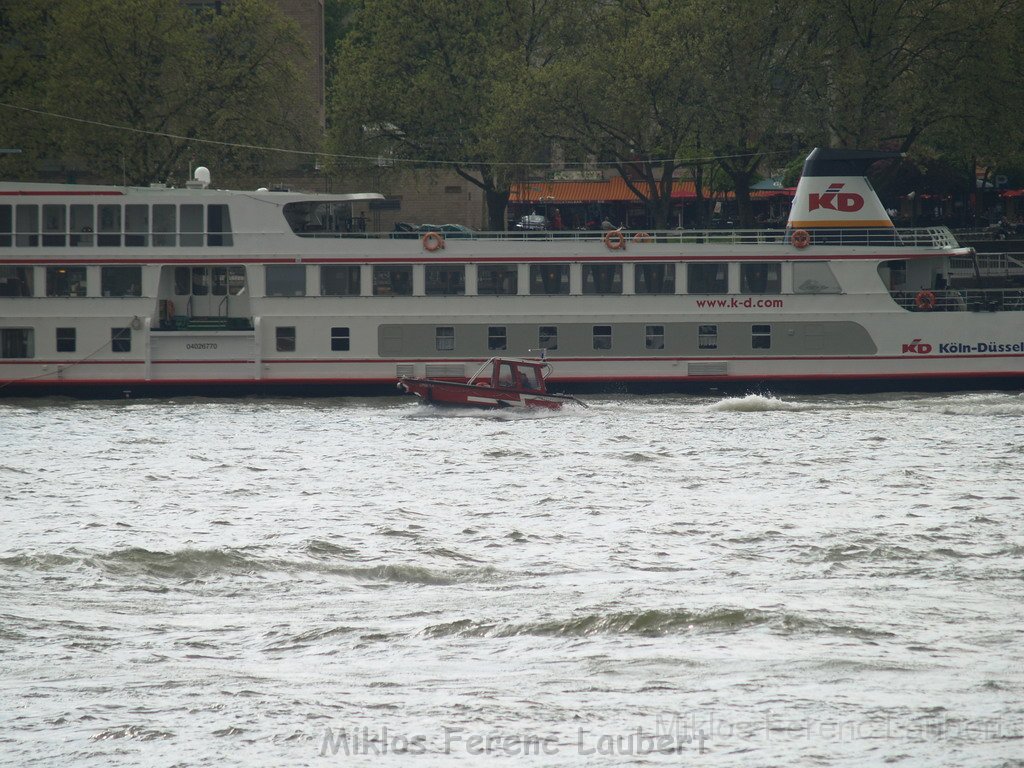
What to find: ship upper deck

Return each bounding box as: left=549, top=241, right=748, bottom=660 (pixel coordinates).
left=0, top=181, right=963, bottom=259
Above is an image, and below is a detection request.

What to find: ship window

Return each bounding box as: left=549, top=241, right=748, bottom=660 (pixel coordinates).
left=321, top=265, right=361, bottom=296
left=97, top=204, right=121, bottom=246
left=539, top=325, right=558, bottom=351
left=42, top=205, right=66, bottom=247
left=645, top=324, right=665, bottom=350
left=698, top=324, right=718, bottom=350
left=56, top=327, right=76, bottom=353
left=687, top=262, right=728, bottom=293
left=15, top=205, right=38, bottom=247
left=435, top=326, right=455, bottom=351
left=593, top=324, right=612, bottom=350
left=635, top=263, right=675, bottom=294
left=174, top=267, right=190, bottom=295
left=498, top=363, right=514, bottom=386
left=582, top=264, right=623, bottom=294
left=212, top=266, right=228, bottom=296
left=191, top=266, right=209, bottom=295
left=331, top=326, right=350, bottom=351
left=795, top=261, right=842, bottom=293
left=69, top=205, right=94, bottom=246
left=752, top=324, right=771, bottom=349
left=153, top=205, right=176, bottom=247
left=227, top=266, right=246, bottom=295
left=276, top=326, right=296, bottom=352
left=125, top=204, right=149, bottom=246
left=372, top=265, right=412, bottom=296
left=478, top=264, right=517, bottom=295
left=102, top=266, right=142, bottom=297
left=0, top=266, right=33, bottom=297
left=0, top=328, right=33, bottom=358
left=488, top=326, right=507, bottom=351
left=110, top=327, right=131, bottom=353
left=530, top=264, right=570, bottom=294
left=0, top=205, right=11, bottom=246
left=180, top=205, right=204, bottom=247
left=283, top=201, right=356, bottom=236
left=425, top=265, right=465, bottom=295
left=207, top=204, right=232, bottom=246
left=46, top=266, right=87, bottom=297
left=741, top=262, right=781, bottom=294
left=266, top=265, right=306, bottom=296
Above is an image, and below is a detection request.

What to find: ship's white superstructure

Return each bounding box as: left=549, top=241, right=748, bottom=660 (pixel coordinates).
left=2, top=148, right=1023, bottom=397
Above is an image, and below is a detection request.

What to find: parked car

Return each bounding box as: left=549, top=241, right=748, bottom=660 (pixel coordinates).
left=514, top=214, right=549, bottom=231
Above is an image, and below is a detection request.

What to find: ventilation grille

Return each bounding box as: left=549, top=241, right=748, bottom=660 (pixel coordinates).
left=395, top=364, right=415, bottom=378
left=688, top=361, right=728, bottom=376
left=425, top=364, right=465, bottom=378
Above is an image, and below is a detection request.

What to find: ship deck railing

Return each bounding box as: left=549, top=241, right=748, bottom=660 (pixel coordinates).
left=891, top=288, right=1024, bottom=312
left=318, top=227, right=961, bottom=249
left=949, top=252, right=1024, bottom=277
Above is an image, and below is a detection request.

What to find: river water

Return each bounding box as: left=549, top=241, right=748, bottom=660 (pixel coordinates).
left=1, top=392, right=1022, bottom=766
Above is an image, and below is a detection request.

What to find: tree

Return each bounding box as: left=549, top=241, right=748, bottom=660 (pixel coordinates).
left=326, top=0, right=568, bottom=231
left=687, top=0, right=822, bottom=227
left=538, top=0, right=703, bottom=230
left=0, top=0, right=319, bottom=185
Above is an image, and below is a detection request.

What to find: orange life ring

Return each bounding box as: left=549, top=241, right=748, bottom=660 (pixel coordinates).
left=915, top=290, right=937, bottom=311
left=421, top=231, right=445, bottom=252
left=791, top=229, right=811, bottom=249
left=632, top=232, right=652, bottom=243
left=603, top=229, right=626, bottom=251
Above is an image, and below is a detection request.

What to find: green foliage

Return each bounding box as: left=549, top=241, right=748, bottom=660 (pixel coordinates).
left=0, top=0, right=319, bottom=184
left=326, top=0, right=568, bottom=228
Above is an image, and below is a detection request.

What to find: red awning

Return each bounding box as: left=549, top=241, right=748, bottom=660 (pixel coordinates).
left=509, top=178, right=794, bottom=203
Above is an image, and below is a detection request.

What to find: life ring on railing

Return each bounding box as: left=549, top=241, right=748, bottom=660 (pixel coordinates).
left=915, top=290, right=937, bottom=311
left=633, top=232, right=652, bottom=243
left=603, top=229, right=626, bottom=250
left=791, top=229, right=811, bottom=249
left=421, top=231, right=445, bottom=252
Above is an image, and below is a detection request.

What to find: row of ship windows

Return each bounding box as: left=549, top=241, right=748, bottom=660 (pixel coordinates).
left=0, top=323, right=759, bottom=358
left=271, top=324, right=762, bottom=353
left=1, top=262, right=843, bottom=298
left=0, top=204, right=233, bottom=247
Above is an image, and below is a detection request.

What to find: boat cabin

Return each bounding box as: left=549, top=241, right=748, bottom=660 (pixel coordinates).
left=469, top=358, right=548, bottom=392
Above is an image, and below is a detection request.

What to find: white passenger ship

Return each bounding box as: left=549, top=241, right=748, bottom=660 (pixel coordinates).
left=2, top=148, right=1022, bottom=397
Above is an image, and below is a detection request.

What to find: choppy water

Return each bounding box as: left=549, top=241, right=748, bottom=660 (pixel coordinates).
left=1, top=392, right=1023, bottom=766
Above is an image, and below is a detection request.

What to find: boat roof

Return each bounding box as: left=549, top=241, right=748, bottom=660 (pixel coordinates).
left=0, top=180, right=384, bottom=204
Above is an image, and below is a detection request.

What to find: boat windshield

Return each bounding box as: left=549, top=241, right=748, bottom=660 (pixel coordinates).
left=520, top=366, right=540, bottom=390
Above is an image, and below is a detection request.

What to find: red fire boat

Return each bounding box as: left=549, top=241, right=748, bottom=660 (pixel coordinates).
left=397, top=357, right=586, bottom=410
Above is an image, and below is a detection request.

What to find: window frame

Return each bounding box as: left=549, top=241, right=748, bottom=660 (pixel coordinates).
left=539, top=325, right=558, bottom=351
left=275, top=326, right=296, bottom=352
left=687, top=262, right=728, bottom=294
left=56, top=327, right=76, bottom=353
left=488, top=325, right=507, bottom=351
left=645, top=324, right=665, bottom=350
left=110, top=327, right=132, bottom=353
left=435, top=326, right=455, bottom=351
left=752, top=324, right=772, bottom=350
left=330, top=326, right=350, bottom=352
left=593, top=324, right=612, bottom=350
left=698, top=324, right=718, bottom=350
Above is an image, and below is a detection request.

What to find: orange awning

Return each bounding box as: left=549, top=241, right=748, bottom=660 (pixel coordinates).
left=509, top=178, right=792, bottom=203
